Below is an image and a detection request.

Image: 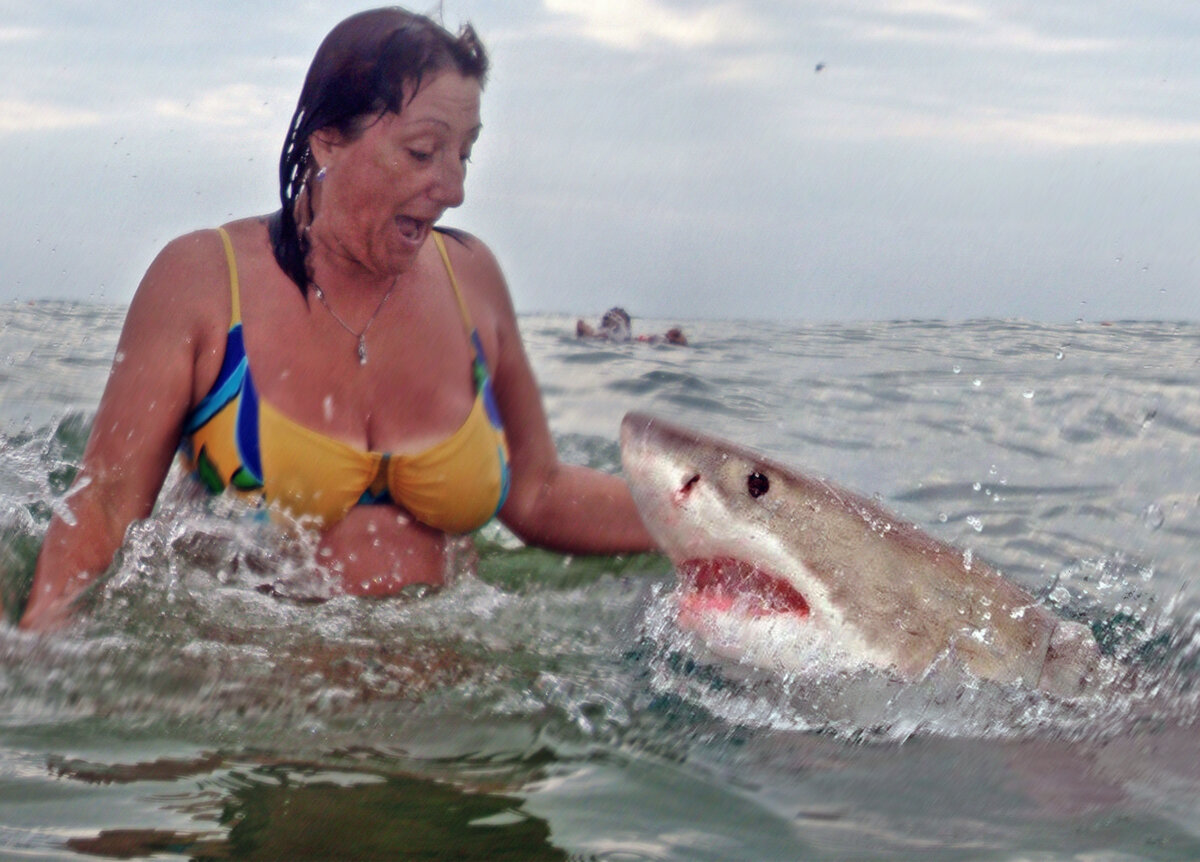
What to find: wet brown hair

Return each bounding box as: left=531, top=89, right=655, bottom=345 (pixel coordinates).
left=270, top=7, right=488, bottom=292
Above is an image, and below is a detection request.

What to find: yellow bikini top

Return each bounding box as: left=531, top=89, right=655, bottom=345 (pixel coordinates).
left=182, top=228, right=510, bottom=533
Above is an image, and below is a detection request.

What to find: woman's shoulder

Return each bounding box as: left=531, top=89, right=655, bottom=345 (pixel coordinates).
left=217, top=215, right=273, bottom=251
left=148, top=217, right=266, bottom=277
left=436, top=227, right=499, bottom=269
left=145, top=225, right=236, bottom=289
left=435, top=228, right=511, bottom=308
left=128, top=222, right=255, bottom=336
left=433, top=229, right=527, bottom=373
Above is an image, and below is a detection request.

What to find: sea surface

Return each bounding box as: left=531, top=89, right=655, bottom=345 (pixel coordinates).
left=1, top=302, right=1200, bottom=860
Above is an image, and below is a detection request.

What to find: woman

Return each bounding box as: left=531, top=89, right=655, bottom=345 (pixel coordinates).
left=20, top=8, right=656, bottom=631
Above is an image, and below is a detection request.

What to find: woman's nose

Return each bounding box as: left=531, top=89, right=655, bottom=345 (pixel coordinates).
left=431, top=152, right=466, bottom=208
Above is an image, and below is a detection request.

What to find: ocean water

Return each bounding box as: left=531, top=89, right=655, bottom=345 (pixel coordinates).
left=1, top=301, right=1200, bottom=860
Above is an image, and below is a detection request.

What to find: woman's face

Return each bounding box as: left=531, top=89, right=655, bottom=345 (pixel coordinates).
left=309, top=70, right=482, bottom=278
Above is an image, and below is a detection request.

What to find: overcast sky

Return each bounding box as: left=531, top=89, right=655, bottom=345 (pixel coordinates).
left=3, top=0, right=1200, bottom=321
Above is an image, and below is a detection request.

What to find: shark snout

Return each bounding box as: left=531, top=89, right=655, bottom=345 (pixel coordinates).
left=621, top=412, right=699, bottom=510
left=619, top=412, right=657, bottom=452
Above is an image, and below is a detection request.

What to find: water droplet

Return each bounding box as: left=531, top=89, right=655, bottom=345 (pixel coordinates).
left=1023, top=390, right=1035, bottom=399
left=966, top=516, right=983, bottom=532
left=1143, top=504, right=1164, bottom=530
left=952, top=365, right=962, bottom=374
left=938, top=512, right=948, bottom=523
left=972, top=379, right=982, bottom=388
left=1055, top=349, right=1065, bottom=360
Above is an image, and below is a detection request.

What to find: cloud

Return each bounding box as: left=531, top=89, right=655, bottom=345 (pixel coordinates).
left=858, top=21, right=1114, bottom=55
left=0, top=99, right=100, bottom=133
left=0, top=26, right=39, bottom=42
left=543, top=0, right=761, bottom=50
left=848, top=0, right=1117, bottom=54
left=955, top=109, right=1200, bottom=148
left=153, top=83, right=287, bottom=128
left=797, top=99, right=1200, bottom=149
left=875, top=0, right=985, bottom=20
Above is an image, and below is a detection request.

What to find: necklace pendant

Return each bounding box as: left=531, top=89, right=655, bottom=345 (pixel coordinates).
left=357, top=337, right=368, bottom=365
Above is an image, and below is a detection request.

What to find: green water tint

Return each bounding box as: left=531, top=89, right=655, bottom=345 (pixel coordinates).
left=57, top=755, right=565, bottom=861
left=0, top=522, right=37, bottom=622
left=24, top=726, right=1200, bottom=862
left=0, top=410, right=92, bottom=621
left=473, top=536, right=666, bottom=594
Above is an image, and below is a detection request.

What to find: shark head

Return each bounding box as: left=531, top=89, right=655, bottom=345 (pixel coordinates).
left=620, top=412, right=1102, bottom=694
left=620, top=412, right=890, bottom=674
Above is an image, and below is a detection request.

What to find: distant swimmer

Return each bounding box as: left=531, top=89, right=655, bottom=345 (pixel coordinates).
left=576, top=307, right=687, bottom=345
left=576, top=307, right=632, bottom=342
left=637, top=327, right=688, bottom=346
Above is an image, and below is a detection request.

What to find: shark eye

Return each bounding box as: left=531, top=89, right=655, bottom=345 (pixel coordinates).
left=747, top=471, right=770, bottom=498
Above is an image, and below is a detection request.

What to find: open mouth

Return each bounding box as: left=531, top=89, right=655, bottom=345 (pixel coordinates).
left=396, top=215, right=428, bottom=243
left=676, top=557, right=810, bottom=618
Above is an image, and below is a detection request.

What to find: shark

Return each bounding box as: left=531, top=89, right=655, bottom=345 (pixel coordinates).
left=619, top=412, right=1102, bottom=697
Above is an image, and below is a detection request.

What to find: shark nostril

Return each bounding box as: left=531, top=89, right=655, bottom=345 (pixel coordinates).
left=674, top=473, right=701, bottom=501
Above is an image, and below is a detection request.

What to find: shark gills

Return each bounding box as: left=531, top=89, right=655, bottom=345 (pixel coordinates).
left=619, top=412, right=1100, bottom=697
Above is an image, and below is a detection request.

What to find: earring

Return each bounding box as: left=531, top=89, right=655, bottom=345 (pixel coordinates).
left=316, top=166, right=327, bottom=182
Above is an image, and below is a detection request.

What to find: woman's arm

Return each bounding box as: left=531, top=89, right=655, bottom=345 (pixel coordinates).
left=458, top=238, right=657, bottom=555
left=20, top=232, right=225, bottom=631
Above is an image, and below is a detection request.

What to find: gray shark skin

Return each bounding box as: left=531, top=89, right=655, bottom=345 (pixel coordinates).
left=620, top=412, right=1101, bottom=697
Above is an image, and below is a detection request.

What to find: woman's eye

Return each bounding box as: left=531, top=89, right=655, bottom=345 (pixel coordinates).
left=407, top=149, right=434, bottom=163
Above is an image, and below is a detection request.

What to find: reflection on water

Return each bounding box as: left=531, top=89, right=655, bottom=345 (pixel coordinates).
left=56, top=752, right=565, bottom=861
left=3, top=306, right=1200, bottom=859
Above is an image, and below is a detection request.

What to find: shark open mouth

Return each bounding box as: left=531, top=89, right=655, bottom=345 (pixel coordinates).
left=676, top=557, right=810, bottom=618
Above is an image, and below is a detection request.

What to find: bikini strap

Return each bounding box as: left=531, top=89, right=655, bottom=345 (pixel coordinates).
left=432, top=231, right=474, bottom=335
left=215, top=227, right=242, bottom=327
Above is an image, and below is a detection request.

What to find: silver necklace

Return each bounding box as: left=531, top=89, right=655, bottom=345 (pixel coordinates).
left=310, top=279, right=397, bottom=365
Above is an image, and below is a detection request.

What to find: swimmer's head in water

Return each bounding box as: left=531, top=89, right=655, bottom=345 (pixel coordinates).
left=272, top=7, right=490, bottom=292
left=600, top=307, right=632, bottom=341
